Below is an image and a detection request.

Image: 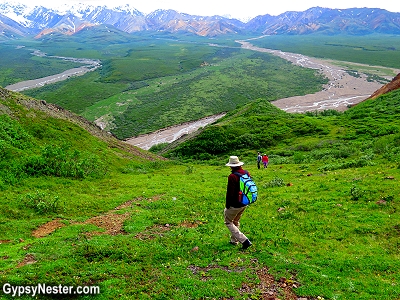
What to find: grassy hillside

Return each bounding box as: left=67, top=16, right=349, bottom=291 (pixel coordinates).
left=0, top=87, right=160, bottom=186
left=1, top=85, right=400, bottom=299
left=165, top=89, right=400, bottom=164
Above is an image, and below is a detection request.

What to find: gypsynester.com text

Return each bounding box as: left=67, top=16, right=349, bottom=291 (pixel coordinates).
left=2, top=283, right=100, bottom=297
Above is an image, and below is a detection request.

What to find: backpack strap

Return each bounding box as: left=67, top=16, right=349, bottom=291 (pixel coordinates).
left=233, top=171, right=249, bottom=178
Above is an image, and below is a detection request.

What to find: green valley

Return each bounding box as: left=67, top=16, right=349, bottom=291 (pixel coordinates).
left=0, top=32, right=399, bottom=299
left=3, top=33, right=329, bottom=139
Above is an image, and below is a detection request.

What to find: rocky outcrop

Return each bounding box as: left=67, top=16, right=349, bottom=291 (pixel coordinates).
left=366, top=73, right=400, bottom=100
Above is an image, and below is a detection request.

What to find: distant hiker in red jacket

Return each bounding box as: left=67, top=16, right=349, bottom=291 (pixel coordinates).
left=262, top=154, right=269, bottom=168
left=224, top=156, right=252, bottom=250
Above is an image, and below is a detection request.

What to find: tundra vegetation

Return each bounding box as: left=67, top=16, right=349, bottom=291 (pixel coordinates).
left=0, top=33, right=399, bottom=299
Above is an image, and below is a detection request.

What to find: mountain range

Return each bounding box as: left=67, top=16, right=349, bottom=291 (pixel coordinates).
left=1, top=2, right=400, bottom=38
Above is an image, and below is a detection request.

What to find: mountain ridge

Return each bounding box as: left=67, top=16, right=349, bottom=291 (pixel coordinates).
left=1, top=2, right=400, bottom=37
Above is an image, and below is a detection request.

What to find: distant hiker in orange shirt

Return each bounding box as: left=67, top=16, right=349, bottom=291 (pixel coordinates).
left=262, top=154, right=269, bottom=168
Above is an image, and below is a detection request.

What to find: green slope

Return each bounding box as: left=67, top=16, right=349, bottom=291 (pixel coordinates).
left=0, top=87, right=399, bottom=299
left=0, top=87, right=160, bottom=186
left=165, top=89, right=400, bottom=166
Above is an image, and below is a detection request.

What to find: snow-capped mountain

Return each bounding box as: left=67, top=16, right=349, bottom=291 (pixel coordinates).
left=0, top=2, right=147, bottom=35
left=0, top=1, right=33, bottom=27
left=145, top=9, right=243, bottom=35
left=0, top=2, right=243, bottom=37
left=80, top=5, right=147, bottom=33
left=1, top=2, right=400, bottom=38
left=0, top=12, right=30, bottom=37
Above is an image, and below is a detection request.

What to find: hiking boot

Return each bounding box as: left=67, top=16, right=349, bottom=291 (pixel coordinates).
left=229, top=241, right=239, bottom=245
left=242, top=239, right=252, bottom=250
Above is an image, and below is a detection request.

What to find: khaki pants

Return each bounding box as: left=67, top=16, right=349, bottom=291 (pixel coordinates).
left=224, top=207, right=248, bottom=244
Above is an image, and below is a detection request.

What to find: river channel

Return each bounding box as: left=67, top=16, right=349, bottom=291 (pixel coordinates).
left=5, top=40, right=397, bottom=150
left=5, top=49, right=101, bottom=92
left=126, top=40, right=397, bottom=149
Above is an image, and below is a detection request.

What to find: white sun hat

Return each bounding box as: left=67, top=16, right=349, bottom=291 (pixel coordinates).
left=225, top=156, right=244, bottom=167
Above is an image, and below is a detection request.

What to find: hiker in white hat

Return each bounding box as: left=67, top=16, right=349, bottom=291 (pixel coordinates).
left=224, top=156, right=252, bottom=250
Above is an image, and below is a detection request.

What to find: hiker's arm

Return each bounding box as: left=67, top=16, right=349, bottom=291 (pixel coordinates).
left=226, top=174, right=237, bottom=208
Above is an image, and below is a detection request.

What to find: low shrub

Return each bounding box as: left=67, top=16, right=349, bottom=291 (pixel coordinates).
left=21, top=144, right=106, bottom=179
left=19, top=190, right=64, bottom=214
left=149, top=142, right=170, bottom=153
left=264, top=177, right=285, bottom=188
left=0, top=144, right=107, bottom=184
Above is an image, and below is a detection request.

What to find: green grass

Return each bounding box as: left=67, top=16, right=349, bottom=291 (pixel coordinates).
left=250, top=34, right=400, bottom=70
left=22, top=72, right=129, bottom=114
left=1, top=32, right=400, bottom=299
left=4, top=33, right=400, bottom=140
left=166, top=88, right=400, bottom=163
left=1, top=83, right=400, bottom=299
left=19, top=36, right=327, bottom=139
left=0, top=161, right=399, bottom=299
left=0, top=43, right=84, bottom=87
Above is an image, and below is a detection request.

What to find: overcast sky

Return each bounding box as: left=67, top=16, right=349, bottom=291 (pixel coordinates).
left=10, top=0, right=400, bottom=21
